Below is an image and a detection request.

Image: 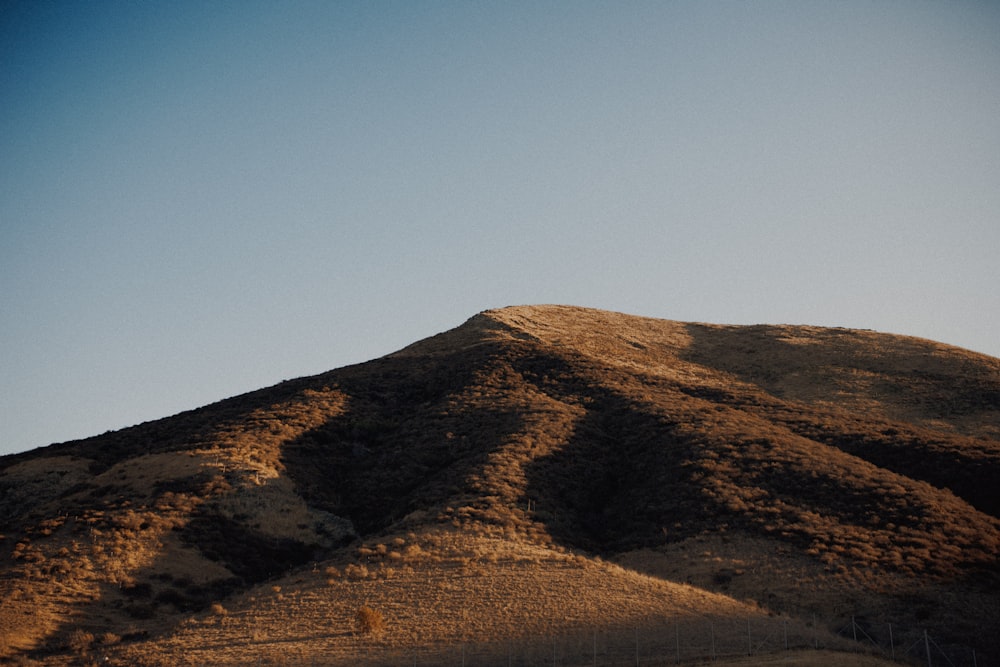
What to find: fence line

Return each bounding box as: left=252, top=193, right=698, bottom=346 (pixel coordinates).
left=832, top=615, right=984, bottom=667
left=250, top=612, right=988, bottom=667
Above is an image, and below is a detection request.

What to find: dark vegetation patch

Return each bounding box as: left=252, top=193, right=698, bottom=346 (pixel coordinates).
left=152, top=472, right=216, bottom=496
left=147, top=578, right=239, bottom=613
left=180, top=513, right=317, bottom=584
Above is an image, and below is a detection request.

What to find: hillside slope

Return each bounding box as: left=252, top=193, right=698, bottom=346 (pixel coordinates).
left=1, top=305, right=998, bottom=665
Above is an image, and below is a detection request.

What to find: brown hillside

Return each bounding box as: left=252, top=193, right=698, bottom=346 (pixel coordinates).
left=1, top=305, right=998, bottom=665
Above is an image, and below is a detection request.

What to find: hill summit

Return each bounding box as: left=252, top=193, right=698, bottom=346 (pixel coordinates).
left=2, top=305, right=998, bottom=665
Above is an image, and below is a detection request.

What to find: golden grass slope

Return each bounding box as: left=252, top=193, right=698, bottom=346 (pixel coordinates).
left=118, top=529, right=779, bottom=666
left=1, top=305, right=998, bottom=665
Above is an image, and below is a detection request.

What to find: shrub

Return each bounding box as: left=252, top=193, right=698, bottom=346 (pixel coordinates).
left=99, top=632, right=121, bottom=646
left=355, top=605, right=385, bottom=636
left=344, top=563, right=369, bottom=579
left=67, top=629, right=94, bottom=654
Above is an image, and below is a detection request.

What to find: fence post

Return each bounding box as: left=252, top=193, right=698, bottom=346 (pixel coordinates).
left=783, top=619, right=788, bottom=651
left=675, top=622, right=681, bottom=664
left=593, top=630, right=597, bottom=667
left=747, top=617, right=752, bottom=656
left=635, top=627, right=639, bottom=667
left=710, top=621, right=715, bottom=661
left=888, top=623, right=895, bottom=661
left=924, top=629, right=932, bottom=667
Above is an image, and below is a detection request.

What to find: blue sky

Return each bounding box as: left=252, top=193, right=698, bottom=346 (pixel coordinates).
left=2, top=1, right=998, bottom=456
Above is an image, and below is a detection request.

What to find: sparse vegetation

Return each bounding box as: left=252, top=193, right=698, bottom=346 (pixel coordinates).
left=99, top=631, right=121, bottom=646
left=354, top=605, right=386, bottom=636
left=1, top=305, right=997, bottom=665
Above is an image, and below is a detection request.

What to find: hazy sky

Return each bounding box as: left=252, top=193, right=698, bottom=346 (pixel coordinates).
left=2, top=1, right=998, bottom=456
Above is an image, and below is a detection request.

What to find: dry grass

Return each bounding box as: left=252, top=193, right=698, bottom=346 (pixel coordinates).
left=1, top=304, right=997, bottom=664
left=112, top=529, right=780, bottom=665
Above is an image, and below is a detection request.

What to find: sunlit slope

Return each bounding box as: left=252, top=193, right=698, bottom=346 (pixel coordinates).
left=1, top=305, right=998, bottom=664
left=118, top=530, right=782, bottom=666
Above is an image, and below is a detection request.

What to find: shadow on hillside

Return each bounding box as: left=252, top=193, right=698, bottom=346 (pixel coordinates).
left=280, top=340, right=533, bottom=536
left=680, top=323, right=1000, bottom=518
left=514, top=349, right=712, bottom=553
left=680, top=322, right=1000, bottom=428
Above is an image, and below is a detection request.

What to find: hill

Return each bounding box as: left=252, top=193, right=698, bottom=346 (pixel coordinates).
left=1, top=305, right=998, bottom=665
